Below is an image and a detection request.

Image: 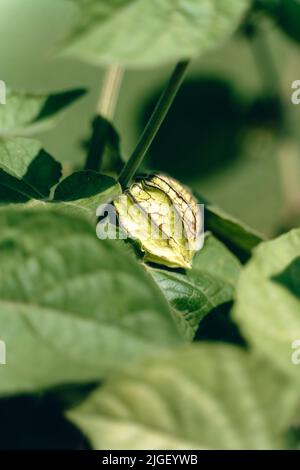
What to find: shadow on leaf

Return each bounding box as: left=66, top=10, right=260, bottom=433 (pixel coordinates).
left=0, top=148, right=61, bottom=203
left=139, top=77, right=248, bottom=181
left=272, top=257, right=300, bottom=300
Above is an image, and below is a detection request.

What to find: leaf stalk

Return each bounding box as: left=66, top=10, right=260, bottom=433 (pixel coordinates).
left=118, top=60, right=190, bottom=188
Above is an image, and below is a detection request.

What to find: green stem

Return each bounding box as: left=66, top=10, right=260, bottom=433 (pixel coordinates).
left=96, top=65, right=124, bottom=118
left=84, top=65, right=124, bottom=171
left=118, top=60, right=190, bottom=189
left=249, top=25, right=291, bottom=136
left=250, top=27, right=280, bottom=98
left=248, top=25, right=300, bottom=222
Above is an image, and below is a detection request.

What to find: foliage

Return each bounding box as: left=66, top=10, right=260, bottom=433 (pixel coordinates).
left=234, top=229, right=300, bottom=383
left=0, top=0, right=300, bottom=451
left=59, top=0, right=249, bottom=66
left=0, top=88, right=86, bottom=137
left=69, top=344, right=298, bottom=450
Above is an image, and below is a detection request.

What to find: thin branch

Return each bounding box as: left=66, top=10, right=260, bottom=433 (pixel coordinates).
left=84, top=65, right=124, bottom=171
left=97, top=65, right=124, bottom=118
left=118, top=60, right=190, bottom=189
left=248, top=25, right=300, bottom=221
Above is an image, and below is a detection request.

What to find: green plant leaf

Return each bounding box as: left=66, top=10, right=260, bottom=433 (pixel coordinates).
left=0, top=208, right=182, bottom=396
left=68, top=343, right=298, bottom=450
left=60, top=0, right=249, bottom=67
left=276, top=0, right=300, bottom=43
left=273, top=257, right=300, bottom=299
left=53, top=170, right=121, bottom=221
left=0, top=137, right=62, bottom=202
left=83, top=116, right=124, bottom=176
left=203, top=201, right=263, bottom=261
left=54, top=170, right=116, bottom=201
left=233, top=229, right=300, bottom=382
left=149, top=234, right=241, bottom=339
left=261, top=0, right=300, bottom=44
left=0, top=88, right=86, bottom=137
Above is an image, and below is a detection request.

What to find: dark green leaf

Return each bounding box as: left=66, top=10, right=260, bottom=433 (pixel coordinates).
left=54, top=170, right=115, bottom=202
left=149, top=234, right=241, bottom=339
left=54, top=170, right=121, bottom=221
left=0, top=137, right=62, bottom=202
left=83, top=116, right=124, bottom=176
left=262, top=0, right=300, bottom=44
left=272, top=257, right=300, bottom=300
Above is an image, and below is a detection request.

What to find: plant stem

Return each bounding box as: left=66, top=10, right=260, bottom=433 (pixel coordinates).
left=248, top=25, right=300, bottom=224
left=97, top=65, right=124, bottom=118
left=118, top=60, right=190, bottom=189
left=249, top=25, right=294, bottom=137
left=250, top=27, right=281, bottom=99
left=84, top=65, right=124, bottom=171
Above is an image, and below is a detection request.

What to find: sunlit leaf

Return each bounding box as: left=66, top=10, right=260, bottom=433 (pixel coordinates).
left=0, top=137, right=62, bottom=202
left=60, top=0, right=249, bottom=66
left=0, top=88, right=86, bottom=137
left=234, top=229, right=300, bottom=382
left=0, top=208, right=182, bottom=396
left=68, top=344, right=298, bottom=450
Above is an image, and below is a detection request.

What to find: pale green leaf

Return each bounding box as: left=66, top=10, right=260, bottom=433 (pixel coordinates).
left=0, top=208, right=182, bottom=396
left=68, top=344, right=298, bottom=450
left=60, top=0, right=249, bottom=67
left=0, top=88, right=86, bottom=137
left=233, top=229, right=300, bottom=382
left=203, top=201, right=263, bottom=259
left=0, top=137, right=62, bottom=202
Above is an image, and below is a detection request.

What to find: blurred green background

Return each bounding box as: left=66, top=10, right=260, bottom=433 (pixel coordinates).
left=1, top=0, right=300, bottom=236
